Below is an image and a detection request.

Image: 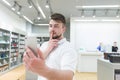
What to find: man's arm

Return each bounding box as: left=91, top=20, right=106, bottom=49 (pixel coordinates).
left=42, top=67, right=74, bottom=80
left=23, top=48, right=74, bottom=80
left=42, top=32, right=58, bottom=59
left=43, top=39, right=58, bottom=59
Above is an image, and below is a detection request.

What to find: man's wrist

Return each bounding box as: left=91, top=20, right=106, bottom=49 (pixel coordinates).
left=39, top=65, right=51, bottom=79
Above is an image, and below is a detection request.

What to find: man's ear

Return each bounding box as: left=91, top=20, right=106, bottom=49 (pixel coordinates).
left=63, top=25, right=66, bottom=33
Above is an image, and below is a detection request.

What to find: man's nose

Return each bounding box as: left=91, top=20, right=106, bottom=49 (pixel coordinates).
left=50, top=27, right=55, bottom=31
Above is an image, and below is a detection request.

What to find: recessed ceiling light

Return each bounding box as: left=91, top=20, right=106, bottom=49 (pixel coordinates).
left=45, top=5, right=49, bottom=8
left=29, top=5, right=32, bottom=8
left=11, top=8, right=15, bottom=11
left=116, top=15, right=120, bottom=18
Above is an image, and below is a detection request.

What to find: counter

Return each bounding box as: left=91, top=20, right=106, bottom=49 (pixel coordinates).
left=77, top=52, right=103, bottom=72
left=97, top=58, right=120, bottom=80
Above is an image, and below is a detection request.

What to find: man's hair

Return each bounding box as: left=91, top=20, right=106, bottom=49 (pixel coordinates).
left=51, top=13, right=66, bottom=25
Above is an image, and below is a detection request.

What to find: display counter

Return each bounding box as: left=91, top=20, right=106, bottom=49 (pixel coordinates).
left=77, top=52, right=103, bottom=72
left=97, top=58, right=120, bottom=80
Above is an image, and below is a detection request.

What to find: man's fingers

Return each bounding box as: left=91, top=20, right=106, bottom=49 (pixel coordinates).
left=50, top=31, right=53, bottom=40
left=37, top=48, right=44, bottom=60
left=26, top=47, right=36, bottom=58
left=52, top=39, right=59, bottom=42
left=23, top=54, right=31, bottom=70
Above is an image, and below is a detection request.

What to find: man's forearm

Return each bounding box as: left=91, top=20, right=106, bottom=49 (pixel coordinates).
left=40, top=67, right=74, bottom=80
left=43, top=49, right=50, bottom=59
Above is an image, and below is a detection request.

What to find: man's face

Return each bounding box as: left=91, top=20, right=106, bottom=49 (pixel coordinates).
left=114, top=42, right=117, bottom=46
left=49, top=19, right=66, bottom=39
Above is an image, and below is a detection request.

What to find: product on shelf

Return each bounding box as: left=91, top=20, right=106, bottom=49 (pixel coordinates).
left=0, top=28, right=26, bottom=74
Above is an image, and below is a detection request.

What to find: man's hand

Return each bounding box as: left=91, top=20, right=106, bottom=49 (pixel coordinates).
left=43, top=32, right=59, bottom=59
left=23, top=47, right=74, bottom=80
left=23, top=47, right=48, bottom=76
left=48, top=31, right=59, bottom=52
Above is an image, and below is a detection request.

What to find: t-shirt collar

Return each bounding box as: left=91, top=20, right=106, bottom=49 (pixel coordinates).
left=58, top=38, right=66, bottom=45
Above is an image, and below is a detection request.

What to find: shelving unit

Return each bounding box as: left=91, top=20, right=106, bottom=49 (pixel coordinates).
left=0, top=29, right=10, bottom=73
left=18, top=34, right=25, bottom=63
left=10, top=32, right=19, bottom=68
left=37, top=37, right=49, bottom=47
left=0, top=27, right=26, bottom=74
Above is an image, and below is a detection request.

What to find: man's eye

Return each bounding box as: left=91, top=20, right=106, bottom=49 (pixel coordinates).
left=49, top=25, right=52, bottom=27
left=54, top=26, right=59, bottom=28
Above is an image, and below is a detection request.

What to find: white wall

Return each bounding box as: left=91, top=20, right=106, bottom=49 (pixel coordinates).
left=26, top=22, right=33, bottom=35
left=70, top=19, right=120, bottom=52
left=32, top=25, right=49, bottom=35
left=0, top=3, right=26, bottom=31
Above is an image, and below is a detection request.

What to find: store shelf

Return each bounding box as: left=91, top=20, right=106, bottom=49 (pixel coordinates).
left=37, top=37, right=49, bottom=46
left=0, top=27, right=26, bottom=75
left=0, top=28, right=10, bottom=73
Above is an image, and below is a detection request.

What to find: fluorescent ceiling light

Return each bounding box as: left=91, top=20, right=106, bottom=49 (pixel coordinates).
left=2, top=0, right=11, bottom=6
left=101, top=19, right=120, bottom=21
left=38, top=6, right=46, bottom=19
left=36, top=0, right=46, bottom=19
left=35, top=24, right=49, bottom=26
left=74, top=19, right=99, bottom=21
left=76, top=5, right=120, bottom=9
left=23, top=15, right=33, bottom=24
left=73, top=19, right=120, bottom=22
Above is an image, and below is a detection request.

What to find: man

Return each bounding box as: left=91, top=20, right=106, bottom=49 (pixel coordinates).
left=23, top=13, right=77, bottom=80
left=97, top=42, right=105, bottom=52
left=112, top=42, right=118, bottom=52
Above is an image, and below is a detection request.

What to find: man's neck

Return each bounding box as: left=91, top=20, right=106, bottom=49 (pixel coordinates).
left=57, top=36, right=64, bottom=41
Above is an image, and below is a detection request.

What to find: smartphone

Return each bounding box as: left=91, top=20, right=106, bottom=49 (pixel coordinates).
left=25, top=36, right=38, bottom=57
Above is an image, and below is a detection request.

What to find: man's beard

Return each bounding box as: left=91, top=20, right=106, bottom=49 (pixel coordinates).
left=52, top=34, right=62, bottom=39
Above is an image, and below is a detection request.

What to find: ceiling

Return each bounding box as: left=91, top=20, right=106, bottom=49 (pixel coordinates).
left=0, top=0, right=120, bottom=25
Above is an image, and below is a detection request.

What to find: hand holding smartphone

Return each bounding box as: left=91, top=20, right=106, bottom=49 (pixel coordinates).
left=25, top=36, right=38, bottom=57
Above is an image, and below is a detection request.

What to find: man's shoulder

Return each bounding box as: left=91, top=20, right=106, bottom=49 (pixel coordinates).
left=62, top=41, right=73, bottom=48
left=61, top=41, right=76, bottom=53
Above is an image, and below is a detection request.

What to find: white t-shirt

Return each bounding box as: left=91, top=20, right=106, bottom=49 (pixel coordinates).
left=38, top=38, right=77, bottom=80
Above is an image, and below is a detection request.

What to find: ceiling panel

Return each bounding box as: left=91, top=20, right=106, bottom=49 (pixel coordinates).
left=0, top=0, right=120, bottom=25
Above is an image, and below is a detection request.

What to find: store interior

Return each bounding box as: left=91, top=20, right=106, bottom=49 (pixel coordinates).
left=0, top=0, right=120, bottom=80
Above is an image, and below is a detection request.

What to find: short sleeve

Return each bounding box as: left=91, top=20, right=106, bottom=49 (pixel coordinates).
left=61, top=48, right=77, bottom=73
